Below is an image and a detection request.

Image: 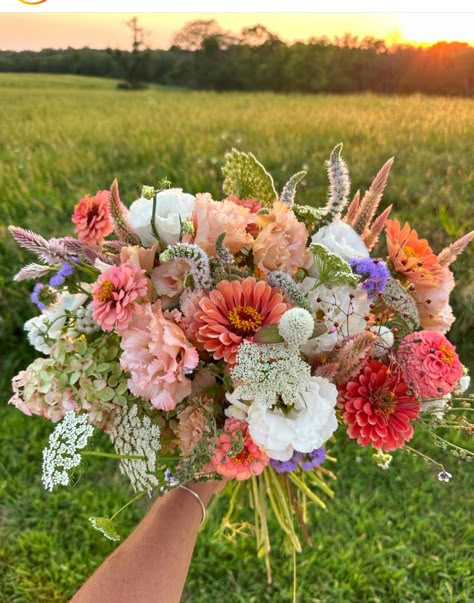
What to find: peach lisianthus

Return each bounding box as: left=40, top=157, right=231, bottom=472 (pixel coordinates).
left=211, top=418, right=269, bottom=481
left=192, top=193, right=255, bottom=255
left=120, top=243, right=158, bottom=274
left=253, top=201, right=309, bottom=277
left=151, top=258, right=191, bottom=309
left=413, top=267, right=455, bottom=333
left=385, top=219, right=443, bottom=287
left=119, top=300, right=199, bottom=411
left=72, top=190, right=113, bottom=245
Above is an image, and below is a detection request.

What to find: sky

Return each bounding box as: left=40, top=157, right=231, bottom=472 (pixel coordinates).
left=1, top=13, right=474, bottom=51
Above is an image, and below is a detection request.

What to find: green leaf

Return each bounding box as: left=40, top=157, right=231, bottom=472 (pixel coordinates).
left=309, top=243, right=360, bottom=288
left=280, top=171, right=307, bottom=207
left=293, top=204, right=327, bottom=232
left=89, top=516, right=120, bottom=541
left=253, top=324, right=284, bottom=344
left=222, top=149, right=277, bottom=207
left=98, top=387, right=116, bottom=402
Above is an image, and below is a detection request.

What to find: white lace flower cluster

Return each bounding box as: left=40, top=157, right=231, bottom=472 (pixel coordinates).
left=42, top=411, right=94, bottom=492
left=75, top=303, right=100, bottom=334
left=231, top=342, right=312, bottom=408
left=109, top=404, right=161, bottom=493
left=228, top=341, right=338, bottom=461
left=278, top=308, right=314, bottom=347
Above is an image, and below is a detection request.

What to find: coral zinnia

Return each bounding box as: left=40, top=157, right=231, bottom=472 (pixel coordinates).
left=211, top=418, right=269, bottom=480
left=397, top=331, right=463, bottom=398
left=338, top=359, right=420, bottom=451
left=91, top=263, right=148, bottom=332
left=72, top=190, right=113, bottom=245
left=190, top=278, right=288, bottom=364
left=385, top=219, right=443, bottom=287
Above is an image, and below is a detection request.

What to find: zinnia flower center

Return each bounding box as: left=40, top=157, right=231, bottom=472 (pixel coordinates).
left=96, top=279, right=115, bottom=303
left=86, top=200, right=100, bottom=225
left=439, top=345, right=455, bottom=365
left=234, top=450, right=254, bottom=465
left=403, top=245, right=418, bottom=259
left=373, top=389, right=396, bottom=416
left=228, top=305, right=263, bottom=336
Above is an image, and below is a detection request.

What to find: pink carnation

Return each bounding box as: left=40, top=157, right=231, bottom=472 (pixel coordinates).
left=253, top=201, right=309, bottom=277
left=211, top=418, right=269, bottom=480
left=151, top=258, right=191, bottom=309
left=91, top=263, right=148, bottom=332
left=72, top=190, right=113, bottom=245
left=192, top=193, right=255, bottom=255
left=119, top=301, right=199, bottom=411
left=397, top=331, right=463, bottom=398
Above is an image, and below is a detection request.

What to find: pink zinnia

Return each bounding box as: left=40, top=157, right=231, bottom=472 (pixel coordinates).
left=91, top=263, right=148, bottom=332
left=211, top=418, right=269, bottom=480
left=72, top=190, right=113, bottom=245
left=190, top=277, right=288, bottom=364
left=397, top=331, right=463, bottom=399
left=120, top=301, right=199, bottom=411
left=338, top=359, right=420, bottom=451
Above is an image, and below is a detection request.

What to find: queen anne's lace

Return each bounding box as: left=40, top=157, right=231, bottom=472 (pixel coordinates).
left=42, top=411, right=94, bottom=491
left=109, top=405, right=161, bottom=493
left=231, top=341, right=311, bottom=408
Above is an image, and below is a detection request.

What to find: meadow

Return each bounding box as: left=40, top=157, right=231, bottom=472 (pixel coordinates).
left=0, top=73, right=473, bottom=602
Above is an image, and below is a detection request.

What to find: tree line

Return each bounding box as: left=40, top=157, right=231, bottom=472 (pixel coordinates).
left=1, top=19, right=473, bottom=96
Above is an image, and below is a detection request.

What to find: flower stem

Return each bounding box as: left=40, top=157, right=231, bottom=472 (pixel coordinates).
left=110, top=490, right=147, bottom=521
left=80, top=450, right=146, bottom=461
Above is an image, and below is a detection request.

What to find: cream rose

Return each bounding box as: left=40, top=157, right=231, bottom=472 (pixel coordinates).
left=311, top=220, right=369, bottom=263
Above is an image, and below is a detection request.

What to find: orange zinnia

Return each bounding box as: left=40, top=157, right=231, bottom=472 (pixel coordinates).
left=191, top=277, right=288, bottom=365
left=385, top=219, right=443, bottom=287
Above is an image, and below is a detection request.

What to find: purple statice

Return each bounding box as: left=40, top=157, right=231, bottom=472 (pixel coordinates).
left=271, top=452, right=304, bottom=473
left=49, top=262, right=75, bottom=288
left=301, top=447, right=326, bottom=470
left=349, top=257, right=390, bottom=299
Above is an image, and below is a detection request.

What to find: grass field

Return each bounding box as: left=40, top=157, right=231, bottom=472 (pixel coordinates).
left=0, top=74, right=473, bottom=602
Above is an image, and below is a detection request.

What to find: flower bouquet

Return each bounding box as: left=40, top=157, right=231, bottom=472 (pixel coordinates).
left=8, top=145, right=473, bottom=577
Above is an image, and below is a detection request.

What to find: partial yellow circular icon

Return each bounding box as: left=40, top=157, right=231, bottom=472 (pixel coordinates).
left=19, top=0, right=48, bottom=4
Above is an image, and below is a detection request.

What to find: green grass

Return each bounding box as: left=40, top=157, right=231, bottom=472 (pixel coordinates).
left=1, top=73, right=473, bottom=602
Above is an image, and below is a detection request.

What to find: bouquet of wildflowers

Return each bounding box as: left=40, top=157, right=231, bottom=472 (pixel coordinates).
left=8, top=146, right=473, bottom=574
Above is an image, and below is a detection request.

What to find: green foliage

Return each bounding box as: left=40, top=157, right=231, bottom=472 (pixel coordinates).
left=1, top=74, right=474, bottom=602
left=222, top=149, right=277, bottom=206
left=309, top=243, right=360, bottom=288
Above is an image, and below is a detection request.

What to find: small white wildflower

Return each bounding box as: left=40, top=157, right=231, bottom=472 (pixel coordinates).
left=437, top=469, right=452, bottom=482
left=76, top=303, right=100, bottom=335
left=42, top=411, right=94, bottom=492
left=231, top=341, right=311, bottom=408
left=278, top=308, right=314, bottom=347
left=109, top=405, right=161, bottom=493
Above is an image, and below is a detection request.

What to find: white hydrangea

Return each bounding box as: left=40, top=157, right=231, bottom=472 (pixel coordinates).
left=299, top=279, right=370, bottom=355
left=247, top=376, right=338, bottom=461
left=278, top=308, right=314, bottom=348
left=42, top=411, right=94, bottom=492
left=231, top=342, right=311, bottom=409
left=24, top=315, right=52, bottom=354
left=109, top=405, right=161, bottom=493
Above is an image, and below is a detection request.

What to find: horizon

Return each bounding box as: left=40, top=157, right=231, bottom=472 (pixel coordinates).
left=1, top=13, right=474, bottom=52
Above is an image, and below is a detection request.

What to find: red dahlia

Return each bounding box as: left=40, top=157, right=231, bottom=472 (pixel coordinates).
left=338, top=359, right=420, bottom=451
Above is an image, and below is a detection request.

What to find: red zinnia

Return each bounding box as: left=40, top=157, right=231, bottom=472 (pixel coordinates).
left=338, top=359, right=420, bottom=451
left=190, top=277, right=288, bottom=364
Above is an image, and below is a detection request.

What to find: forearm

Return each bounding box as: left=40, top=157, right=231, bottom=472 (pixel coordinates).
left=71, top=482, right=216, bottom=603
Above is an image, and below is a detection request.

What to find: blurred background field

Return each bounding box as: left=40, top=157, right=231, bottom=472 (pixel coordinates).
left=0, top=73, right=473, bottom=602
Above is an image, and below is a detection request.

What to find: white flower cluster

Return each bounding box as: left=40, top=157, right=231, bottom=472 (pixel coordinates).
left=278, top=308, right=314, bottom=348
left=42, top=411, right=94, bottom=492
left=25, top=315, right=52, bottom=354
left=231, top=342, right=311, bottom=408
left=75, top=303, right=100, bottom=334
left=109, top=404, right=161, bottom=493
left=228, top=341, right=338, bottom=461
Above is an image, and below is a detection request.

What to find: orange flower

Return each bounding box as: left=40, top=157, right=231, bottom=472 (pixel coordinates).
left=190, top=278, right=288, bottom=364
left=72, top=190, right=113, bottom=245
left=385, top=219, right=443, bottom=287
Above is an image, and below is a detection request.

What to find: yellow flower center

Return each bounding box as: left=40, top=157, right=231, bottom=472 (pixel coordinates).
left=228, top=305, right=263, bottom=336
left=96, top=279, right=115, bottom=303
left=439, top=345, right=455, bottom=365
left=233, top=450, right=254, bottom=465
left=403, top=245, right=418, bottom=259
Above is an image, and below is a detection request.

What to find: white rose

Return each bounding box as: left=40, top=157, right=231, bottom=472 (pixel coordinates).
left=311, top=220, right=369, bottom=263
left=247, top=376, right=338, bottom=461
left=128, top=188, right=195, bottom=247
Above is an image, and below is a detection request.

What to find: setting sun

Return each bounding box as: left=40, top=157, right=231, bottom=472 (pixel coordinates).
left=399, top=13, right=474, bottom=46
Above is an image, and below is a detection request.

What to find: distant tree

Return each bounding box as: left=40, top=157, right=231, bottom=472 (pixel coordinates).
left=108, top=17, right=150, bottom=90
left=239, top=24, right=280, bottom=46
left=172, top=19, right=237, bottom=51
